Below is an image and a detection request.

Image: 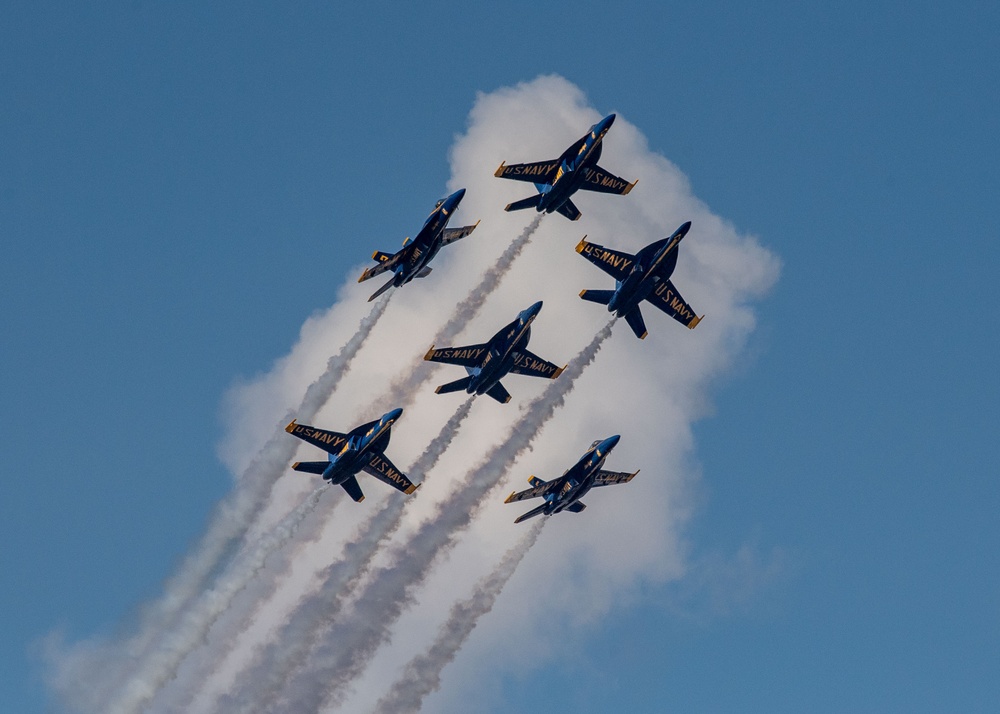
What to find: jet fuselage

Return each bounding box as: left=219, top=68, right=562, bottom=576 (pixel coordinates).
left=321, top=408, right=402, bottom=485
left=466, top=301, right=542, bottom=395
left=606, top=221, right=690, bottom=317
left=541, top=435, right=620, bottom=515
left=391, top=188, right=466, bottom=287
left=536, top=114, right=615, bottom=215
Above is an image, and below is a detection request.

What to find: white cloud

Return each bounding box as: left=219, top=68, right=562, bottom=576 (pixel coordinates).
left=44, top=75, right=779, bottom=714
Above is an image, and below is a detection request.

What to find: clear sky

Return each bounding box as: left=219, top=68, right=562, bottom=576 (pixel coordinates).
left=2, top=2, right=998, bottom=713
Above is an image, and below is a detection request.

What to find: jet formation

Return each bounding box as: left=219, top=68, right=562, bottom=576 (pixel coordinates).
left=283, top=111, right=707, bottom=524
left=423, top=301, right=565, bottom=404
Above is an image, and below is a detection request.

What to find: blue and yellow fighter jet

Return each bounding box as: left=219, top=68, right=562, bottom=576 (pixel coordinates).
left=504, top=435, right=638, bottom=523
left=493, top=113, right=636, bottom=221
left=284, top=408, right=417, bottom=502
left=576, top=221, right=703, bottom=339
left=358, top=188, right=480, bottom=302
left=423, top=301, right=565, bottom=404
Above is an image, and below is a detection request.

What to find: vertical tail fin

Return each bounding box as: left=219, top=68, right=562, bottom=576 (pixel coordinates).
left=622, top=307, right=648, bottom=339
left=340, top=475, right=365, bottom=503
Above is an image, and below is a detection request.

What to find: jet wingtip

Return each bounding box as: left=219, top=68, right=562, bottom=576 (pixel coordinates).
left=503, top=203, right=513, bottom=212
left=575, top=236, right=588, bottom=253
left=404, top=483, right=419, bottom=495
left=624, top=179, right=638, bottom=195
left=291, top=461, right=301, bottom=470
left=640, top=331, right=648, bottom=340
left=504, top=395, right=512, bottom=404
left=504, top=491, right=516, bottom=504
left=423, top=345, right=436, bottom=361
left=285, top=419, right=298, bottom=433
left=689, top=315, right=704, bottom=329
left=552, top=365, right=567, bottom=379
left=494, top=162, right=506, bottom=177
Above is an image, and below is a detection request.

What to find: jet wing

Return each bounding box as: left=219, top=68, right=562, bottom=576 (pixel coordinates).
left=504, top=477, right=564, bottom=503
left=362, top=451, right=418, bottom=494
left=509, top=349, right=565, bottom=380
left=285, top=420, right=350, bottom=455
left=592, top=469, right=639, bottom=487
left=578, top=165, right=637, bottom=195
left=440, top=220, right=480, bottom=246
left=645, top=279, right=703, bottom=329
left=494, top=160, right=560, bottom=185
left=358, top=249, right=403, bottom=283
left=423, top=343, right=490, bottom=368
left=575, top=238, right=637, bottom=282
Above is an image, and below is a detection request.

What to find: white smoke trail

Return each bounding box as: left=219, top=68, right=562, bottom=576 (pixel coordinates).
left=373, top=519, right=545, bottom=714
left=49, top=296, right=390, bottom=714
left=278, top=321, right=613, bottom=713
left=179, top=218, right=541, bottom=711
left=374, top=214, right=542, bottom=410
left=211, top=397, right=476, bottom=714
left=106, top=485, right=329, bottom=714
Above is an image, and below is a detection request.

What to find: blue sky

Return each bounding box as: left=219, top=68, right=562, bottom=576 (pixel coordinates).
left=2, top=2, right=998, bottom=712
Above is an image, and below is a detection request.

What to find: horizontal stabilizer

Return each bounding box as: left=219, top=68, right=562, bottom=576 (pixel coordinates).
left=368, top=277, right=395, bottom=303
left=340, top=475, right=365, bottom=503
left=435, top=376, right=474, bottom=395
left=291, top=461, right=328, bottom=475
left=504, top=194, right=543, bottom=212
left=513, top=503, right=548, bottom=524
left=528, top=475, right=547, bottom=488
left=373, top=250, right=395, bottom=263
left=566, top=501, right=587, bottom=513
left=579, top=289, right=615, bottom=306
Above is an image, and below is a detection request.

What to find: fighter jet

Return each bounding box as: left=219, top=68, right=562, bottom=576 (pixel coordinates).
left=493, top=113, right=636, bottom=221
left=423, top=301, right=565, bottom=404
left=504, top=435, right=638, bottom=523
left=358, top=188, right=480, bottom=302
left=576, top=221, right=703, bottom=339
left=284, top=408, right=417, bottom=502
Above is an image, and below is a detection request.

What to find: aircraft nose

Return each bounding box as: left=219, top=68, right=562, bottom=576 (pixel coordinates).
left=450, top=188, right=466, bottom=204
left=384, top=408, right=404, bottom=423
left=678, top=220, right=692, bottom=236
left=603, top=434, right=621, bottom=451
